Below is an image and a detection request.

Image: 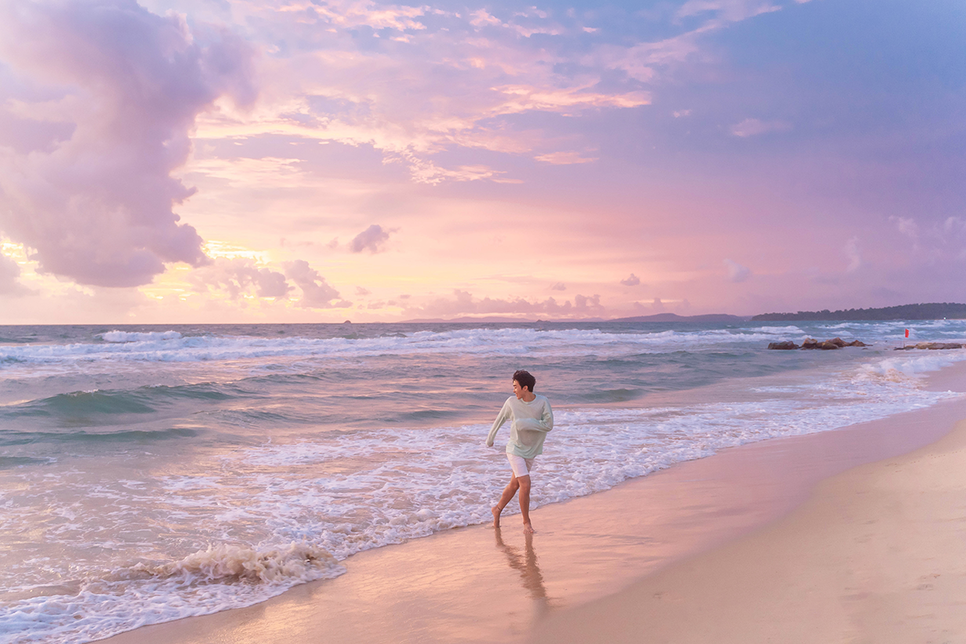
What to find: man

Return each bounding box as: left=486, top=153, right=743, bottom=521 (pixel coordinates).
left=486, top=370, right=554, bottom=534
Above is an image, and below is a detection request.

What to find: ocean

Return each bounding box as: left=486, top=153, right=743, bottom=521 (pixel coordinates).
left=1, top=320, right=965, bottom=643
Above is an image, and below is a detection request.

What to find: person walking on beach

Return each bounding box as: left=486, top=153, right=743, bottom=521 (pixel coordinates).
left=487, top=370, right=554, bottom=534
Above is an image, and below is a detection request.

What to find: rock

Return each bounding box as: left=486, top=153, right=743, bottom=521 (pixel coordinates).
left=894, top=342, right=964, bottom=350
left=775, top=337, right=868, bottom=350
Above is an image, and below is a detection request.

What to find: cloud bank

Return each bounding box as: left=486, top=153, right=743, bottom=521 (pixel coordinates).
left=404, top=289, right=604, bottom=319
left=0, top=0, right=256, bottom=287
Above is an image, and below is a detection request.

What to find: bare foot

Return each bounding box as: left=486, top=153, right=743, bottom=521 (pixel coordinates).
left=492, top=506, right=501, bottom=527
left=523, top=522, right=535, bottom=534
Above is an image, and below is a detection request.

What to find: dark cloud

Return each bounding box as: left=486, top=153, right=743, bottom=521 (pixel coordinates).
left=193, top=257, right=290, bottom=299
left=550, top=282, right=566, bottom=291
left=355, top=286, right=371, bottom=296
left=283, top=260, right=350, bottom=309
left=0, top=0, right=256, bottom=287
left=620, top=273, right=640, bottom=286
left=350, top=225, right=392, bottom=253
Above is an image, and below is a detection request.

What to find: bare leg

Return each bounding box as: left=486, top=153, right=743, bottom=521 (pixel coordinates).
left=517, top=474, right=534, bottom=534
left=492, top=476, right=520, bottom=527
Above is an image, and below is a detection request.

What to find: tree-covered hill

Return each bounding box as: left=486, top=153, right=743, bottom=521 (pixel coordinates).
left=752, top=303, right=966, bottom=321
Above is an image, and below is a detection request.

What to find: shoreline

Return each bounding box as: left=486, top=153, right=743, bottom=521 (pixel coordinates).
left=533, top=363, right=966, bottom=643
left=96, top=361, right=966, bottom=644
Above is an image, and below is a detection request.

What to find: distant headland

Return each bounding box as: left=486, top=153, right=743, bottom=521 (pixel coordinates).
left=397, top=303, right=966, bottom=324
left=752, top=302, right=966, bottom=322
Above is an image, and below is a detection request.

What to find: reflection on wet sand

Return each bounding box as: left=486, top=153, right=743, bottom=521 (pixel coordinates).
left=494, top=527, right=550, bottom=617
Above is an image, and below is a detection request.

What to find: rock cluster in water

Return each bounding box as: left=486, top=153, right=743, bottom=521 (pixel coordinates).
left=767, top=337, right=868, bottom=350
left=894, top=342, right=965, bottom=351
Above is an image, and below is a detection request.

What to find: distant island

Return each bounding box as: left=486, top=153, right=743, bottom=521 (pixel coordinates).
left=752, top=302, right=966, bottom=321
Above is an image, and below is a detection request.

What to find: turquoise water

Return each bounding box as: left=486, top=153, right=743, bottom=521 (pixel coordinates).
left=1, top=320, right=964, bottom=643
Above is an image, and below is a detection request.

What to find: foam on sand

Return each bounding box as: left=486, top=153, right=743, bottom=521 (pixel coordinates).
left=0, top=542, right=344, bottom=644
left=136, top=542, right=344, bottom=585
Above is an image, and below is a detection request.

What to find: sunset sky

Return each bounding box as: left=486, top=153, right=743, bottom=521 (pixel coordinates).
left=0, top=0, right=963, bottom=323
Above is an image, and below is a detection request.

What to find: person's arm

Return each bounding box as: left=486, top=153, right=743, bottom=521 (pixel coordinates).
left=486, top=400, right=511, bottom=447
left=540, top=399, right=553, bottom=432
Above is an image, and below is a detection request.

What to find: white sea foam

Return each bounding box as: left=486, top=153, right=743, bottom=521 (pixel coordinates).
left=99, top=331, right=183, bottom=343
left=136, top=542, right=343, bottom=584
left=0, top=543, right=344, bottom=644
left=0, top=325, right=893, bottom=374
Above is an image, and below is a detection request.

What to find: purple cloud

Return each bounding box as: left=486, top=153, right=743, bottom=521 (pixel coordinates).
left=723, top=259, right=751, bottom=283
left=0, top=0, right=256, bottom=287
left=620, top=273, right=641, bottom=286
left=283, top=260, right=350, bottom=309
left=350, top=225, right=392, bottom=254
left=193, top=258, right=290, bottom=299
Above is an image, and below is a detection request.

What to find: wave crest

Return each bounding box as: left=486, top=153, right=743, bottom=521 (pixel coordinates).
left=136, top=542, right=343, bottom=585
left=99, top=330, right=183, bottom=343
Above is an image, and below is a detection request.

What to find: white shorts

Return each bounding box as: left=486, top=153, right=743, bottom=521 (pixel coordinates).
left=507, top=453, right=535, bottom=478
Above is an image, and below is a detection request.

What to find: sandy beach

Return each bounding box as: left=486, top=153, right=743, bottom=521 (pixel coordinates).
left=96, top=363, right=966, bottom=644
left=535, top=387, right=966, bottom=643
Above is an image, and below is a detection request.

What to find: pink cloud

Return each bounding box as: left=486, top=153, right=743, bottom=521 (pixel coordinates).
left=350, top=224, right=393, bottom=253
left=730, top=118, right=790, bottom=137
left=192, top=257, right=290, bottom=299
left=0, top=0, right=255, bottom=287
left=676, top=0, right=782, bottom=23
left=723, top=259, right=751, bottom=282
left=620, top=273, right=641, bottom=286
left=534, top=151, right=598, bottom=165
left=283, top=259, right=351, bottom=309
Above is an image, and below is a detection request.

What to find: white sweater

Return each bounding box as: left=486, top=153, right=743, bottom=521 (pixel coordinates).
left=486, top=394, right=554, bottom=459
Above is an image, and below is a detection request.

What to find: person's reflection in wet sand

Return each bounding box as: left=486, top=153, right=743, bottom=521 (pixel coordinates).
left=494, top=526, right=550, bottom=617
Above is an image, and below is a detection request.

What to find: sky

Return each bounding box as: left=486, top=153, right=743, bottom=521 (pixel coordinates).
left=0, top=0, right=963, bottom=323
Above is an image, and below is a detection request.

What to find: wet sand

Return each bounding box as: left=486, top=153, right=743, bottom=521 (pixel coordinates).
left=534, top=367, right=966, bottom=644
left=99, top=364, right=966, bottom=644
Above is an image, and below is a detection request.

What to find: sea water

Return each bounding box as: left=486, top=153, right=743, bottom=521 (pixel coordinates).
left=1, top=320, right=964, bottom=643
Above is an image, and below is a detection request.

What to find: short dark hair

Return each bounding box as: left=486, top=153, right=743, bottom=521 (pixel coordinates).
left=512, top=370, right=536, bottom=392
